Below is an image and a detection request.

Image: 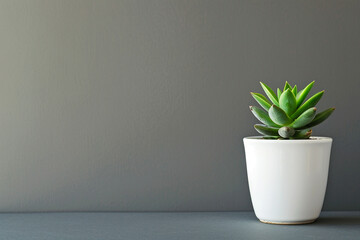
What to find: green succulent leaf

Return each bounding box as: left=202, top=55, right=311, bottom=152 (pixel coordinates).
left=249, top=81, right=334, bottom=138
left=278, top=126, right=295, bottom=138
left=268, top=105, right=293, bottom=126
left=299, top=108, right=335, bottom=129
left=289, top=107, right=317, bottom=128
left=277, top=88, right=282, bottom=100
left=297, top=89, right=303, bottom=96
left=283, top=81, right=292, bottom=92
left=249, top=106, right=281, bottom=127
left=254, top=124, right=280, bottom=136
left=292, top=85, right=297, bottom=96
left=296, top=81, right=314, bottom=108
left=279, top=89, right=297, bottom=116
left=250, top=92, right=272, bottom=111
left=291, top=91, right=324, bottom=119
left=291, top=129, right=312, bottom=139
left=260, top=82, right=279, bottom=106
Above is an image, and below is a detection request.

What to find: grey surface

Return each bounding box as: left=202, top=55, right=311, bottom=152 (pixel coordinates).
left=0, top=212, right=359, bottom=240
left=0, top=0, right=359, bottom=212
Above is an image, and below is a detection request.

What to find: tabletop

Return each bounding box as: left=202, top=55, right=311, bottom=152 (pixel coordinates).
left=0, top=211, right=358, bottom=240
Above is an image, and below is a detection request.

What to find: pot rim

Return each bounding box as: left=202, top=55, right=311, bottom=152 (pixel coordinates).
left=243, top=136, right=332, bottom=143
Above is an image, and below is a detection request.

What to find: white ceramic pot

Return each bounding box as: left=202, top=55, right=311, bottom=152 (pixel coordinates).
left=243, top=136, right=332, bottom=225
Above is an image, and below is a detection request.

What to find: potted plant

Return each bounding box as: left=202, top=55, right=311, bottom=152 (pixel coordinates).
left=243, top=81, right=335, bottom=225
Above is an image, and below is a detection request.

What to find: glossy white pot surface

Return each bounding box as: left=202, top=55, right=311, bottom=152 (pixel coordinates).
left=243, top=136, right=332, bottom=224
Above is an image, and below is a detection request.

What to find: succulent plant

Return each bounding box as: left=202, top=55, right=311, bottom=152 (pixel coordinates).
left=250, top=81, right=334, bottom=139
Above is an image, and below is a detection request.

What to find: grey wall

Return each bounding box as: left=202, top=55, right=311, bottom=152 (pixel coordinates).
left=0, top=0, right=358, bottom=211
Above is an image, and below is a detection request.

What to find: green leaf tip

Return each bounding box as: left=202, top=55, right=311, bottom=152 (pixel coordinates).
left=278, top=126, right=295, bottom=138
left=254, top=124, right=280, bottom=136
left=250, top=92, right=272, bottom=111
left=291, top=90, right=324, bottom=119
left=283, top=81, right=292, bottom=92
left=296, top=81, right=315, bottom=107
left=260, top=82, right=279, bottom=106
left=250, top=105, right=281, bottom=128
left=298, top=107, right=335, bottom=129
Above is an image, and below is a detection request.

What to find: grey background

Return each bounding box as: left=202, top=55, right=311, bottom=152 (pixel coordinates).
left=0, top=0, right=358, bottom=211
